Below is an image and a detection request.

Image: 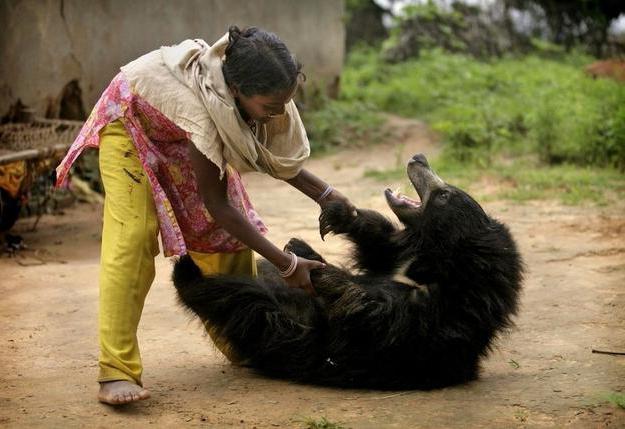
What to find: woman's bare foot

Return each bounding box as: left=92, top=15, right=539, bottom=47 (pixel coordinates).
left=97, top=380, right=150, bottom=405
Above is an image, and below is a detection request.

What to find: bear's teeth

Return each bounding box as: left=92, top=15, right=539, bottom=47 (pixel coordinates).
left=399, top=193, right=421, bottom=207
left=389, top=188, right=421, bottom=207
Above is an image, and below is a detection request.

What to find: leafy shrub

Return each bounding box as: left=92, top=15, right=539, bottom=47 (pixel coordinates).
left=338, top=48, right=625, bottom=170
left=302, top=93, right=385, bottom=155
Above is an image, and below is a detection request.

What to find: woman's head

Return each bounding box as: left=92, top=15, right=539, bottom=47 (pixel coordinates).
left=222, top=26, right=303, bottom=123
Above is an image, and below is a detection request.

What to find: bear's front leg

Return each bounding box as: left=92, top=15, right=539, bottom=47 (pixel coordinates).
left=284, top=238, right=326, bottom=263
left=310, top=265, right=362, bottom=303
left=319, top=202, right=401, bottom=275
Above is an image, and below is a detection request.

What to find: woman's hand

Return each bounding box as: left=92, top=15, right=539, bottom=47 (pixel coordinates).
left=282, top=256, right=325, bottom=295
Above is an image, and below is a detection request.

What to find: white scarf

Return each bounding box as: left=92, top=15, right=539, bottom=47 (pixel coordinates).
left=120, top=33, right=310, bottom=179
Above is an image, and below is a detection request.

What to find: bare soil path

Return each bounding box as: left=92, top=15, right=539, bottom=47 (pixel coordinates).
left=1, top=118, right=624, bottom=428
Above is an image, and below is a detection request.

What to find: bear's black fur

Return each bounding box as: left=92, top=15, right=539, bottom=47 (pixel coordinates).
left=173, top=153, right=523, bottom=389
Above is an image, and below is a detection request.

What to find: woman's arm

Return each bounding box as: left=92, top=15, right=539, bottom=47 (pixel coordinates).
left=188, top=144, right=323, bottom=293
left=285, top=168, right=354, bottom=210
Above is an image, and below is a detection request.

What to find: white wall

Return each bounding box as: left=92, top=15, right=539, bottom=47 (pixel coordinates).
left=0, top=0, right=345, bottom=116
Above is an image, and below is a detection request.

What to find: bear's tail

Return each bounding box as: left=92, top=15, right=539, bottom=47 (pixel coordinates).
left=172, top=255, right=323, bottom=379
left=172, top=254, right=204, bottom=288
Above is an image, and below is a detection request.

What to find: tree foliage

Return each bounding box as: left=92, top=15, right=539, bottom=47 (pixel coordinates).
left=505, top=0, right=625, bottom=57
left=345, top=0, right=389, bottom=51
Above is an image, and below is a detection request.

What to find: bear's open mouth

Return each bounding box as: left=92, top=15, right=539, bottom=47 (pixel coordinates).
left=385, top=188, right=422, bottom=209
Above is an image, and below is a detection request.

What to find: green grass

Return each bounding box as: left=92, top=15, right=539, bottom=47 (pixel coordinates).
left=364, top=157, right=625, bottom=206
left=493, top=164, right=625, bottom=205
left=606, top=392, right=625, bottom=409
left=304, top=46, right=625, bottom=203
left=336, top=48, right=625, bottom=170
left=303, top=99, right=387, bottom=156
left=298, top=416, right=349, bottom=429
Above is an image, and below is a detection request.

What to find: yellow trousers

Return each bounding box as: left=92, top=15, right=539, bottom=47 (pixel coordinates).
left=98, top=120, right=255, bottom=385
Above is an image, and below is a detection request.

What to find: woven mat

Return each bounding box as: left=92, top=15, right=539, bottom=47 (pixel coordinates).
left=0, top=118, right=83, bottom=152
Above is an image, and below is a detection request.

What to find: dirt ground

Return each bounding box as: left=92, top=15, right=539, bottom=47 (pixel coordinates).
left=1, top=118, right=624, bottom=428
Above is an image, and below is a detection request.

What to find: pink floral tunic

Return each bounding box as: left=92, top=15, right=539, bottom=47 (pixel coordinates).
left=56, top=73, right=267, bottom=257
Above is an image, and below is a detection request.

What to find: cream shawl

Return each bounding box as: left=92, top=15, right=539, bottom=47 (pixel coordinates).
left=120, top=33, right=310, bottom=179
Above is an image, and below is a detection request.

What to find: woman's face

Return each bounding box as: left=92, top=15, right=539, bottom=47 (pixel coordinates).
left=231, top=85, right=297, bottom=124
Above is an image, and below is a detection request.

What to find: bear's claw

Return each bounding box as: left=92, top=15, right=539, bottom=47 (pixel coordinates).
left=319, top=202, right=358, bottom=240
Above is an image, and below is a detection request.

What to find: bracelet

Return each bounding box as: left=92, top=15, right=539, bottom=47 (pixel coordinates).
left=279, top=251, right=298, bottom=278
left=316, top=184, right=334, bottom=203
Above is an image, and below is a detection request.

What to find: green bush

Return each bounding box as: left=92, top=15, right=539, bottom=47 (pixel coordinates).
left=338, top=48, right=625, bottom=170
left=302, top=98, right=385, bottom=155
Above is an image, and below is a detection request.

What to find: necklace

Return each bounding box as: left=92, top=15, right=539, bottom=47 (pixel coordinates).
left=248, top=120, right=257, bottom=135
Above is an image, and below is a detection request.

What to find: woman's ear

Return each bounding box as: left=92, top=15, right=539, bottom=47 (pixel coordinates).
left=228, top=84, right=240, bottom=98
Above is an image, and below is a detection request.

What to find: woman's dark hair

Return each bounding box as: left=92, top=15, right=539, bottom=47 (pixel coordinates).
left=222, top=25, right=304, bottom=97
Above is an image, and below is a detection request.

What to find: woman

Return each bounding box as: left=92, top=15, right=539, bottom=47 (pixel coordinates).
left=56, top=26, right=352, bottom=405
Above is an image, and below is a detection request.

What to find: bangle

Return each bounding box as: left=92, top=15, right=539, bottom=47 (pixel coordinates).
left=316, top=185, right=334, bottom=203
left=279, top=251, right=298, bottom=278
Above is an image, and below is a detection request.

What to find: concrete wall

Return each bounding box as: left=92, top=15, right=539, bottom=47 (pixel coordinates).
left=0, top=0, right=345, bottom=116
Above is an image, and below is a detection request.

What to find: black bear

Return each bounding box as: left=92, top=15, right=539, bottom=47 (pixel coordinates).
left=173, top=153, right=523, bottom=389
